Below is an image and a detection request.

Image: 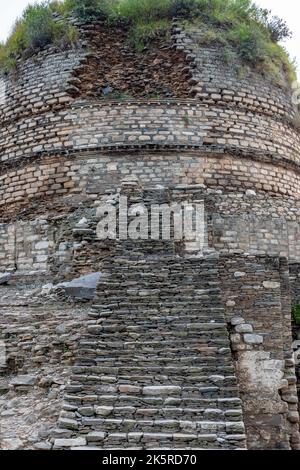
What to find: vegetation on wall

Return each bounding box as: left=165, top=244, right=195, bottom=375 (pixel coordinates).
left=0, top=0, right=297, bottom=85
left=0, top=2, right=78, bottom=72
left=292, top=305, right=300, bottom=326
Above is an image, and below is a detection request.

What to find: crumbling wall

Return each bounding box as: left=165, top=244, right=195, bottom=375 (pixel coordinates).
left=0, top=286, right=90, bottom=450
left=219, top=255, right=300, bottom=450
left=290, top=264, right=300, bottom=305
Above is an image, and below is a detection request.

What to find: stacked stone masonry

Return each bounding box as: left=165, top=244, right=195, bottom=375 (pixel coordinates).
left=0, top=20, right=300, bottom=450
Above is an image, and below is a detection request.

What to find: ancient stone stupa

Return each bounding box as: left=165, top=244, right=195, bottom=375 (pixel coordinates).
left=0, top=0, right=300, bottom=451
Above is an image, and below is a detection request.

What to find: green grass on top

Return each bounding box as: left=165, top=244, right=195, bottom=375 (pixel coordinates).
left=0, top=1, right=78, bottom=72
left=0, top=0, right=297, bottom=87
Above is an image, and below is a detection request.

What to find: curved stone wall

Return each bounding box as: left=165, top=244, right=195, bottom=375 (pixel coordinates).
left=175, top=24, right=296, bottom=121
left=1, top=101, right=300, bottom=164
left=0, top=47, right=86, bottom=124
left=1, top=151, right=300, bottom=214
left=0, top=22, right=299, bottom=266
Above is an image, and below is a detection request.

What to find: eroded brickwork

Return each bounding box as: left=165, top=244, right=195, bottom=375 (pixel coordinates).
left=0, top=19, right=300, bottom=451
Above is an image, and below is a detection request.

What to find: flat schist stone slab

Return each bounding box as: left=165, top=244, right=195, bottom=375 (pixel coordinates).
left=55, top=272, right=101, bottom=300
left=0, top=272, right=12, bottom=285
left=10, top=375, right=36, bottom=387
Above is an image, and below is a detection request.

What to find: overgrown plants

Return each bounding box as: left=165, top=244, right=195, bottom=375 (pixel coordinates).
left=292, top=305, right=300, bottom=326
left=0, top=0, right=297, bottom=85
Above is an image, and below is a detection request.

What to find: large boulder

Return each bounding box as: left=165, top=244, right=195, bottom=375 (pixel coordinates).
left=55, top=272, right=101, bottom=300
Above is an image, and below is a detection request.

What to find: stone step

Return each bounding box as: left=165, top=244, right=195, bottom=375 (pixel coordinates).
left=55, top=431, right=246, bottom=450
left=75, top=354, right=232, bottom=365
left=92, top=304, right=224, bottom=310
left=90, top=316, right=225, bottom=324
left=75, top=359, right=233, bottom=370
left=56, top=254, right=245, bottom=449
left=79, top=337, right=229, bottom=348
left=70, top=417, right=245, bottom=435
left=63, top=388, right=239, bottom=410
left=72, top=365, right=236, bottom=376
left=71, top=405, right=243, bottom=421
left=85, top=323, right=228, bottom=336
left=64, top=394, right=242, bottom=409
left=74, top=362, right=233, bottom=371
left=77, top=345, right=230, bottom=357
left=82, top=333, right=229, bottom=343
left=69, top=374, right=236, bottom=385
left=92, top=310, right=225, bottom=317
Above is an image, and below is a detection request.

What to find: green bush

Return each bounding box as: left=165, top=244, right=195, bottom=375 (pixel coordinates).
left=24, top=3, right=64, bottom=49
left=292, top=305, right=300, bottom=325
left=0, top=1, right=78, bottom=72
left=116, top=0, right=171, bottom=23
left=64, top=0, right=115, bottom=21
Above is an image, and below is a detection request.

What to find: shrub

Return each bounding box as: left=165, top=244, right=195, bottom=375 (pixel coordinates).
left=24, top=3, right=64, bottom=49
left=64, top=0, right=115, bottom=21
left=170, top=0, right=200, bottom=18
left=0, top=1, right=78, bottom=72
left=292, top=305, right=300, bottom=325
left=116, top=0, right=172, bottom=23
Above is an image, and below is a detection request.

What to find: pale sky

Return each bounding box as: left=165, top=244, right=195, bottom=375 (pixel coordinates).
left=0, top=0, right=299, bottom=77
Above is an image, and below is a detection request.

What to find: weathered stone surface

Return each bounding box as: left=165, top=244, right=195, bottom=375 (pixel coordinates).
left=143, top=386, right=181, bottom=396
left=0, top=272, right=12, bottom=285
left=243, top=334, right=264, bottom=345
left=55, top=272, right=101, bottom=300
left=54, top=438, right=86, bottom=448
left=95, top=406, right=113, bottom=416
left=87, top=432, right=106, bottom=442
left=0, top=17, right=299, bottom=453
left=231, top=317, right=245, bottom=326
left=11, top=375, right=36, bottom=387
left=263, top=281, right=281, bottom=289
left=235, top=324, right=253, bottom=334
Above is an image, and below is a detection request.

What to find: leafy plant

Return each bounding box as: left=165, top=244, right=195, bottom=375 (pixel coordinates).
left=292, top=305, right=300, bottom=325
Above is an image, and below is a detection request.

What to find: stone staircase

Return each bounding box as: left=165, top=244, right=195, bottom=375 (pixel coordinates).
left=54, top=245, right=246, bottom=450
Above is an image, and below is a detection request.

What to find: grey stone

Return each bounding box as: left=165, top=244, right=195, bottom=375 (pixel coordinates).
left=87, top=432, right=106, bottom=442
left=95, top=406, right=113, bottom=416
left=231, top=317, right=245, bottom=326
left=244, top=334, right=264, bottom=345
left=235, top=324, right=253, bottom=333
left=78, top=406, right=94, bottom=416
left=11, top=375, right=36, bottom=387
left=143, top=386, right=181, bottom=396
left=0, top=272, right=12, bottom=285
left=245, top=190, right=256, bottom=196
left=34, top=442, right=52, bottom=450
left=263, top=281, right=280, bottom=289
left=54, top=438, right=86, bottom=448
left=55, top=272, right=101, bottom=300
left=234, top=272, right=246, bottom=278
left=58, top=417, right=79, bottom=430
